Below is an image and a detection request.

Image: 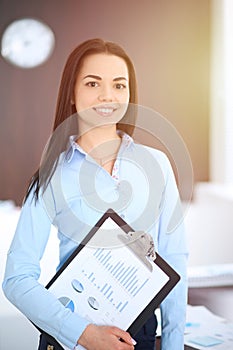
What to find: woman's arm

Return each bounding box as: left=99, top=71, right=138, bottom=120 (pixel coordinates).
left=157, top=154, right=189, bottom=350
left=2, top=189, right=90, bottom=349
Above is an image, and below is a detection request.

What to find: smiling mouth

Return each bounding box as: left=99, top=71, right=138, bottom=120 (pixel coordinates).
left=93, top=106, right=117, bottom=117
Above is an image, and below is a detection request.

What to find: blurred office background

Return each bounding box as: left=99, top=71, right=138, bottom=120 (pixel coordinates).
left=0, top=0, right=233, bottom=349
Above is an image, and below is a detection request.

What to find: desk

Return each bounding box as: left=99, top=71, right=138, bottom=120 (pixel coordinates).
left=156, top=286, right=233, bottom=350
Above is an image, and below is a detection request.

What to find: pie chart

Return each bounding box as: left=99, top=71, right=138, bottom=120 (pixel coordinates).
left=87, top=296, right=99, bottom=310
left=71, top=279, right=84, bottom=293
left=58, top=296, right=75, bottom=312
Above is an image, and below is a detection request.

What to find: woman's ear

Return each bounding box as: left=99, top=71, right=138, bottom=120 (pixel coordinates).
left=70, top=92, right=75, bottom=105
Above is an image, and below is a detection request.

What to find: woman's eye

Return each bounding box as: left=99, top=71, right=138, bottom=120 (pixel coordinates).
left=86, top=81, right=98, bottom=87
left=115, top=83, right=126, bottom=89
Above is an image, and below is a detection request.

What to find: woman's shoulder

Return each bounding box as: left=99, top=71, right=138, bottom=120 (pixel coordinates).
left=133, top=143, right=170, bottom=166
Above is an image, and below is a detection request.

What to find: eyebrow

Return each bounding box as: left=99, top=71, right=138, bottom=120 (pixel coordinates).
left=83, top=74, right=128, bottom=81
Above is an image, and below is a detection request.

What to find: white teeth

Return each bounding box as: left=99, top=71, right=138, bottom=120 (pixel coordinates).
left=95, top=108, right=114, bottom=114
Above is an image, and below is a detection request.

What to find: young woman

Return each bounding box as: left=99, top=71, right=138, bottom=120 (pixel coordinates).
left=2, top=38, right=188, bottom=350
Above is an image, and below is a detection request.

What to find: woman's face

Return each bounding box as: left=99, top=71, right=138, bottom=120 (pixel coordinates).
left=73, top=53, right=130, bottom=131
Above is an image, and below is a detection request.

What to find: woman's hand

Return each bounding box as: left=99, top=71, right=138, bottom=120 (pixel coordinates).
left=78, top=324, right=136, bottom=350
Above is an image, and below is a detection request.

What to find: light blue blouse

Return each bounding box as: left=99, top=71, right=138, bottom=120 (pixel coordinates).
left=2, top=133, right=188, bottom=349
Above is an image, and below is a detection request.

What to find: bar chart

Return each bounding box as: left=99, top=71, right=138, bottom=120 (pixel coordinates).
left=93, top=247, right=149, bottom=297
left=79, top=247, right=151, bottom=314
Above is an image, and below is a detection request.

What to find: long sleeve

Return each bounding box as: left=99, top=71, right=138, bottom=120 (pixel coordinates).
left=2, top=188, right=90, bottom=349
left=157, top=155, right=189, bottom=349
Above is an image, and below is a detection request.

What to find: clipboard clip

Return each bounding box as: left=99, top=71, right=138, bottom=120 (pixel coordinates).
left=118, top=231, right=156, bottom=272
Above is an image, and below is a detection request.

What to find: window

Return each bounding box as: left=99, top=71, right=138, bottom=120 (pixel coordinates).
left=210, top=0, right=233, bottom=184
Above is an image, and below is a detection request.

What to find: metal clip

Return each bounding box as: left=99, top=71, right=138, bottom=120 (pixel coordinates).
left=118, top=231, right=156, bottom=272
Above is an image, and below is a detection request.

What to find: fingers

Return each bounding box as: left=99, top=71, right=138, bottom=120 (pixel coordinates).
left=110, top=326, right=136, bottom=346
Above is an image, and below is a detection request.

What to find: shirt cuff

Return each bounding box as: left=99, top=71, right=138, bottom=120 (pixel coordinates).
left=57, top=312, right=90, bottom=349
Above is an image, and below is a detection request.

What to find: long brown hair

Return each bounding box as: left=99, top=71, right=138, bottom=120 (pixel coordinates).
left=25, top=38, right=138, bottom=202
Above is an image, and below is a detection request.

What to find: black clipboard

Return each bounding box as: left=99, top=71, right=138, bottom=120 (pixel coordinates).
left=38, top=209, right=180, bottom=349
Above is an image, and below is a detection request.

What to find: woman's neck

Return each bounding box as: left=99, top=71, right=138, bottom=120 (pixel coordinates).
left=77, top=125, right=119, bottom=151
left=77, top=125, right=122, bottom=172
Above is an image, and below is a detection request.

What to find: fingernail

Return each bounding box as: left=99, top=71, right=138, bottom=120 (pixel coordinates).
left=131, top=338, right=137, bottom=345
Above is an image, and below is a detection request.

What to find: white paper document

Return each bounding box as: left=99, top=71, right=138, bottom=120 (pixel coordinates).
left=185, top=305, right=233, bottom=349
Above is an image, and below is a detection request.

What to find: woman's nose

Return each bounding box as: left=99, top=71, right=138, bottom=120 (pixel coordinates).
left=98, top=84, right=113, bottom=102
